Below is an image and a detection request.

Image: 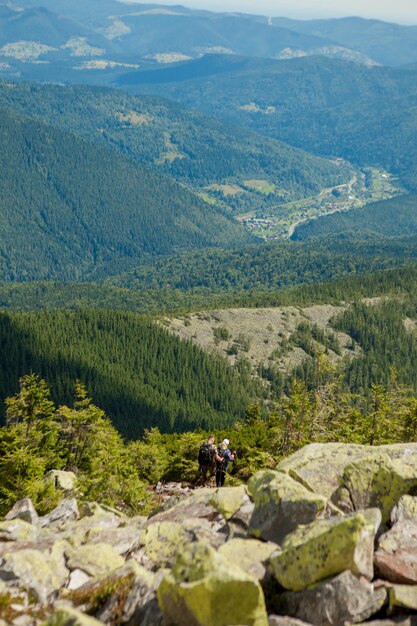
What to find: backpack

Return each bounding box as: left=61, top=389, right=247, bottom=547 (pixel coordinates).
left=198, top=442, right=214, bottom=465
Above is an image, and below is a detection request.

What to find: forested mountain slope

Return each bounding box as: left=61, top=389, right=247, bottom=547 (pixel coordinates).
left=0, top=81, right=350, bottom=211
left=125, top=55, right=417, bottom=190
left=2, top=267, right=417, bottom=439
left=0, top=236, right=416, bottom=313
left=0, top=107, right=250, bottom=282
left=0, top=310, right=252, bottom=437
left=292, top=194, right=417, bottom=241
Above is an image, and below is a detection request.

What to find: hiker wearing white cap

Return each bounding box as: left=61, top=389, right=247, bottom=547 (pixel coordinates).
left=215, top=438, right=236, bottom=487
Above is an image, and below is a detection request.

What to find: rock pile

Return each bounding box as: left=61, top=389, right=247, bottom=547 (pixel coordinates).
left=2, top=443, right=417, bottom=625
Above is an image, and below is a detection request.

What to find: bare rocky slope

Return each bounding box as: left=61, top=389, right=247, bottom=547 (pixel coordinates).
left=162, top=304, right=361, bottom=380
left=2, top=443, right=417, bottom=624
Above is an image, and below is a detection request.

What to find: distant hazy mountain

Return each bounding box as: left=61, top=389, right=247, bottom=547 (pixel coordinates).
left=272, top=16, right=417, bottom=67
left=123, top=54, right=417, bottom=190
left=0, top=107, right=251, bottom=282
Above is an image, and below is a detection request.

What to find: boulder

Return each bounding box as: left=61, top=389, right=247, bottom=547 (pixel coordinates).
left=248, top=470, right=328, bottom=544
left=84, top=526, right=143, bottom=556
left=277, top=443, right=417, bottom=500
left=5, top=499, right=39, bottom=525
left=44, top=607, right=102, bottom=626
left=146, top=490, right=221, bottom=527
left=43, top=470, right=77, bottom=493
left=0, top=542, right=69, bottom=603
left=157, top=542, right=269, bottom=626
left=95, top=564, right=163, bottom=626
left=182, top=517, right=228, bottom=549
left=276, top=571, right=387, bottom=626
left=337, top=453, right=417, bottom=524
left=65, top=543, right=124, bottom=577
left=375, top=521, right=417, bottom=584
left=270, top=511, right=378, bottom=591
left=391, top=496, right=417, bottom=524
left=143, top=521, right=194, bottom=568
left=208, top=485, right=248, bottom=520
left=0, top=519, right=38, bottom=543
left=40, top=499, right=79, bottom=529
left=388, top=585, right=417, bottom=612
left=218, top=538, right=278, bottom=581
left=67, top=569, right=91, bottom=591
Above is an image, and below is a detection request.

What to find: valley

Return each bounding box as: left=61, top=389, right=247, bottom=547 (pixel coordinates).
left=2, top=5, right=417, bottom=624
left=237, top=168, right=401, bottom=240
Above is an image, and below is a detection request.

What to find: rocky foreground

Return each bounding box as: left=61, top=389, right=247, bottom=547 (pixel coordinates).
left=2, top=443, right=417, bottom=626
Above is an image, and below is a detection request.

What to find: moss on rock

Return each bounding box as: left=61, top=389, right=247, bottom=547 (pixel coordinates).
left=157, top=542, right=268, bottom=626
left=270, top=512, right=376, bottom=591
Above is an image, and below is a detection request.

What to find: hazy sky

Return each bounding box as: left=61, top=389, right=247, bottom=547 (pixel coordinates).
left=144, top=0, right=417, bottom=24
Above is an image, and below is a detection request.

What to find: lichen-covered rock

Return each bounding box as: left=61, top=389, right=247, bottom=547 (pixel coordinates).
left=43, top=470, right=77, bottom=493
left=218, top=538, right=278, bottom=581
left=0, top=519, right=38, bottom=543
left=276, top=571, right=387, bottom=626
left=65, top=543, right=124, bottom=577
left=375, top=520, right=417, bottom=584
left=338, top=453, right=417, bottom=524
left=391, top=495, right=417, bottom=524
left=84, top=525, right=142, bottom=556
left=248, top=470, right=328, bottom=544
left=277, top=443, right=417, bottom=500
left=208, top=485, right=248, bottom=520
left=5, top=499, right=39, bottom=525
left=388, top=584, right=417, bottom=612
left=143, top=521, right=194, bottom=568
left=40, top=499, right=79, bottom=529
left=270, top=512, right=377, bottom=591
left=95, top=563, right=162, bottom=626
left=146, top=490, right=220, bottom=527
left=157, top=542, right=268, bottom=626
left=44, top=606, right=102, bottom=626
left=0, top=543, right=69, bottom=603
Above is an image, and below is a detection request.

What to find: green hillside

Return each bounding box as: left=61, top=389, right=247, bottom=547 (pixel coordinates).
left=0, top=107, right=251, bottom=282
left=292, top=194, right=417, bottom=241
left=2, top=267, right=417, bottom=441
left=0, top=81, right=350, bottom=213
left=0, top=236, right=417, bottom=313
left=126, top=55, right=417, bottom=190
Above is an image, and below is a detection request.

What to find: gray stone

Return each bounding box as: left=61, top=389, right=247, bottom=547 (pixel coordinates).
left=276, top=571, right=387, bottom=626
left=157, top=542, right=269, bottom=626
left=270, top=512, right=377, bottom=591
left=248, top=470, right=327, bottom=544
left=40, top=498, right=79, bottom=529
left=391, top=495, right=417, bottom=524
left=218, top=538, right=278, bottom=581
left=375, top=520, right=417, bottom=584
left=277, top=442, right=417, bottom=500
left=43, top=470, right=77, bottom=493
left=0, top=542, right=69, bottom=603
left=5, top=499, right=39, bottom=525
left=0, top=519, right=38, bottom=543
left=67, top=569, right=91, bottom=591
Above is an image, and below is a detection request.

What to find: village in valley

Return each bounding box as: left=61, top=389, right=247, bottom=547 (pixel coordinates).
left=236, top=166, right=401, bottom=240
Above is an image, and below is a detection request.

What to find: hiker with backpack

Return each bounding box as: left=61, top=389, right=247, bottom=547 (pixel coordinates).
left=216, top=438, right=236, bottom=488
left=198, top=434, right=221, bottom=485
